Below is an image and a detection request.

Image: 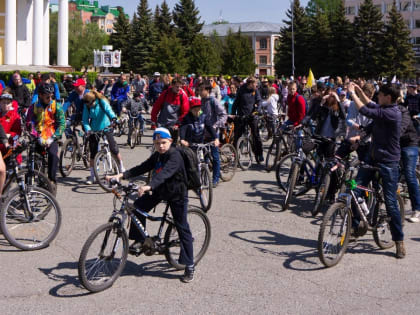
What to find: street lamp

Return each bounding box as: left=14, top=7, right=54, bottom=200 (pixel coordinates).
left=291, top=0, right=295, bottom=78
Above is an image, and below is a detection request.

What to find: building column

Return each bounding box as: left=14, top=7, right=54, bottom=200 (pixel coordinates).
left=57, top=0, right=69, bottom=66
left=252, top=33, right=257, bottom=75
left=43, top=0, right=50, bottom=65
left=270, top=35, right=274, bottom=76
left=5, top=0, right=17, bottom=65
left=33, top=0, right=44, bottom=65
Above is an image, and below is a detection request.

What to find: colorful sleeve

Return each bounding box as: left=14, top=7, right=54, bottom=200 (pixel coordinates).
left=54, top=103, right=66, bottom=139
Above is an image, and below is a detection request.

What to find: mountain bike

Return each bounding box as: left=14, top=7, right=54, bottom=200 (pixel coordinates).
left=265, top=124, right=294, bottom=172
left=127, top=111, right=144, bottom=149
left=318, top=164, right=405, bottom=268
left=1, top=141, right=62, bottom=250
left=92, top=130, right=120, bottom=192
left=78, top=180, right=211, bottom=293
left=59, top=119, right=90, bottom=177
left=236, top=116, right=254, bottom=170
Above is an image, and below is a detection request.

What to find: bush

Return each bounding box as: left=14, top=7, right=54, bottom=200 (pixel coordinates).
left=0, top=70, right=98, bottom=86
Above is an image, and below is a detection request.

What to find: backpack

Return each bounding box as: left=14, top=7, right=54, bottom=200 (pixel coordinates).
left=295, top=93, right=309, bottom=114
left=177, top=146, right=201, bottom=190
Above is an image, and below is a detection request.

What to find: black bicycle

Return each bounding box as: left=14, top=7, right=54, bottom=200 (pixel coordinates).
left=265, top=124, right=294, bottom=172
left=78, top=180, right=211, bottom=292
left=318, top=163, right=405, bottom=268
left=127, top=111, right=144, bottom=149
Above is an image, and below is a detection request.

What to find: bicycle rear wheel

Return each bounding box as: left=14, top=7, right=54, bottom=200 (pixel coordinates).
left=220, top=143, right=237, bottom=182
left=128, top=128, right=136, bottom=149
left=164, top=207, right=211, bottom=270
left=94, top=150, right=120, bottom=192
left=283, top=163, right=299, bottom=211
left=198, top=164, right=213, bottom=212
left=59, top=138, right=76, bottom=177
left=276, top=153, right=295, bottom=192
left=265, top=140, right=281, bottom=172
left=318, top=202, right=351, bottom=268
left=0, top=187, right=62, bottom=250
left=373, top=193, right=405, bottom=249
left=78, top=222, right=128, bottom=293
left=236, top=136, right=252, bottom=170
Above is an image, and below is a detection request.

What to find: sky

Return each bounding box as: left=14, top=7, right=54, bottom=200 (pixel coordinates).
left=57, top=0, right=310, bottom=24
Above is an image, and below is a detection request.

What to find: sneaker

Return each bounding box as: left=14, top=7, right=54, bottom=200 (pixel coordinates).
left=180, top=266, right=194, bottom=283
left=128, top=241, right=143, bottom=255
left=212, top=181, right=219, bottom=188
left=395, top=241, right=406, bottom=259
left=120, top=165, right=126, bottom=173
left=408, top=211, right=420, bottom=223
left=257, top=155, right=264, bottom=163
left=86, top=177, right=96, bottom=185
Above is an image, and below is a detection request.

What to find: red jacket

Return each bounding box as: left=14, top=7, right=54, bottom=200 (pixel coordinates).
left=183, top=86, right=195, bottom=98
left=286, top=92, right=306, bottom=125
left=151, top=88, right=190, bottom=126
left=0, top=108, right=22, bottom=161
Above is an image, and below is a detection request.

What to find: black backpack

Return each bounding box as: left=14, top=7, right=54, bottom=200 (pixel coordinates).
left=177, top=146, right=201, bottom=190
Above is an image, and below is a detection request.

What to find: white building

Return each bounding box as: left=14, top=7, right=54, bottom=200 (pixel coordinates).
left=0, top=0, right=69, bottom=66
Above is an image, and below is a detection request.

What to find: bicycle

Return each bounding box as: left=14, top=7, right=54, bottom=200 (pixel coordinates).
left=265, top=124, right=294, bottom=172
left=59, top=119, right=90, bottom=177
left=78, top=180, right=211, bottom=293
left=235, top=116, right=254, bottom=170
left=318, top=163, right=405, bottom=268
left=114, top=111, right=129, bottom=137
left=0, top=141, right=62, bottom=250
left=127, top=111, right=144, bottom=149
left=91, top=130, right=121, bottom=192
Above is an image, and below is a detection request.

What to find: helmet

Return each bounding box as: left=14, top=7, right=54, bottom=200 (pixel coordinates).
left=38, top=83, right=54, bottom=95
left=0, top=92, right=13, bottom=101
left=189, top=97, right=201, bottom=108
left=154, top=72, right=161, bottom=77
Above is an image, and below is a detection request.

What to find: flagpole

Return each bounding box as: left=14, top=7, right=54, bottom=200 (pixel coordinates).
left=291, top=0, right=295, bottom=78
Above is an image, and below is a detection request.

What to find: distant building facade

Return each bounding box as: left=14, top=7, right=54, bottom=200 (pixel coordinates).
left=69, top=0, right=129, bottom=34
left=202, top=22, right=281, bottom=76
left=345, top=0, right=420, bottom=65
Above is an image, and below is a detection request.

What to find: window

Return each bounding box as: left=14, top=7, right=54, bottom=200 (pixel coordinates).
left=415, top=37, right=420, bottom=44
left=415, top=1, right=420, bottom=11
left=406, top=19, right=412, bottom=29
left=385, top=3, right=394, bottom=12
left=415, top=19, right=420, bottom=28
left=345, top=6, right=355, bottom=15
left=259, top=38, right=267, bottom=50
left=274, top=39, right=279, bottom=48
left=259, top=56, right=267, bottom=65
left=400, top=1, right=411, bottom=11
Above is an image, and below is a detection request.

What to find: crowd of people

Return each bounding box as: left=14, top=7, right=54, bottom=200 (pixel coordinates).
left=0, top=68, right=420, bottom=282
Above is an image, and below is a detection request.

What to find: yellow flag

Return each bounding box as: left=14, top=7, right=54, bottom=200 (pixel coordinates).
left=306, top=69, right=315, bottom=88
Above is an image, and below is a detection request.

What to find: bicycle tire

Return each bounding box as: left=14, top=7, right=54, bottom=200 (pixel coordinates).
left=373, top=193, right=405, bottom=249
left=136, top=128, right=142, bottom=145
left=164, top=207, right=211, bottom=270
left=128, top=128, right=136, bottom=149
left=82, top=143, right=90, bottom=169
left=0, top=187, right=62, bottom=250
left=275, top=153, right=296, bottom=192
left=198, top=164, right=213, bottom=212
left=236, top=136, right=252, bottom=170
left=78, top=222, right=128, bottom=293
left=265, top=140, right=280, bottom=172
left=3, top=169, right=55, bottom=197
left=220, top=143, right=237, bottom=182
left=59, top=138, right=76, bottom=177
left=312, top=173, right=331, bottom=217
left=318, top=202, right=351, bottom=267
left=283, top=163, right=299, bottom=211
left=94, top=150, right=120, bottom=193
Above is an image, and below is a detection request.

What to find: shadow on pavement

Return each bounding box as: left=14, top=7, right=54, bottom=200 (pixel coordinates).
left=39, top=259, right=180, bottom=297
left=0, top=236, right=23, bottom=252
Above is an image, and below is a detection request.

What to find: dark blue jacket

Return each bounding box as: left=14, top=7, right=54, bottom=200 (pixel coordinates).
left=149, top=80, right=164, bottom=102
left=110, top=82, right=130, bottom=102
left=180, top=112, right=217, bottom=144
left=359, top=102, right=401, bottom=163
left=232, top=85, right=262, bottom=117
left=63, top=89, right=90, bottom=114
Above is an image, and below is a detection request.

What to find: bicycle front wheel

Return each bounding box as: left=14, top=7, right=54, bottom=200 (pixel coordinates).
left=94, top=150, right=120, bottom=192
left=78, top=222, right=128, bottom=293
left=164, top=207, right=211, bottom=270
left=318, top=202, right=351, bottom=268
left=0, top=187, right=62, bottom=250
left=59, top=138, right=76, bottom=177
left=198, top=164, right=213, bottom=212
left=283, top=163, right=299, bottom=211
left=128, top=128, right=136, bottom=149
left=220, top=143, right=237, bottom=182
left=265, top=140, right=280, bottom=172
left=312, top=173, right=331, bottom=217
left=236, top=136, right=252, bottom=170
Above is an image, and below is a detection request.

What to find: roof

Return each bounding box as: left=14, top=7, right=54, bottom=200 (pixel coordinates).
left=201, top=22, right=282, bottom=36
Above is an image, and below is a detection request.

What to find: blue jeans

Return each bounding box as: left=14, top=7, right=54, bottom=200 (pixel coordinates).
left=401, top=146, right=420, bottom=212
left=210, top=144, right=220, bottom=184
left=353, top=161, right=403, bottom=241
left=281, top=120, right=303, bottom=149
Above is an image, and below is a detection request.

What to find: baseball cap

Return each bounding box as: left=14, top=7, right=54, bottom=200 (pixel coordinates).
left=189, top=97, right=201, bottom=108
left=153, top=127, right=172, bottom=140
left=154, top=72, right=161, bottom=77
left=73, top=78, right=86, bottom=87
left=0, top=92, right=13, bottom=101
left=340, top=91, right=346, bottom=96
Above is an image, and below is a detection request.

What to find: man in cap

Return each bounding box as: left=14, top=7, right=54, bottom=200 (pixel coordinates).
left=63, top=78, right=89, bottom=126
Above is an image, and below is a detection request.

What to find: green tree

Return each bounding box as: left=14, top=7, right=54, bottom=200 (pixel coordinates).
left=381, top=2, right=415, bottom=78
left=189, top=34, right=222, bottom=74
left=353, top=0, right=384, bottom=77
left=49, top=12, right=58, bottom=65
left=173, top=0, right=203, bottom=47
left=109, top=7, right=132, bottom=72
left=150, top=34, right=188, bottom=74
left=306, top=0, right=342, bottom=16
left=328, top=0, right=355, bottom=77
left=307, top=7, right=331, bottom=76
left=274, top=0, right=311, bottom=76
left=155, top=0, right=174, bottom=37
left=222, top=29, right=256, bottom=75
